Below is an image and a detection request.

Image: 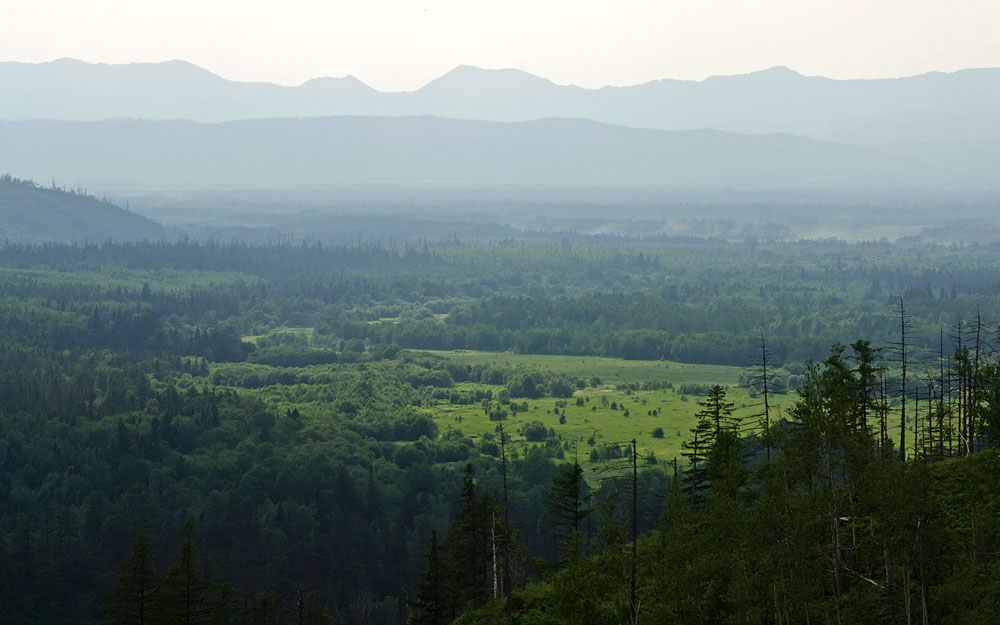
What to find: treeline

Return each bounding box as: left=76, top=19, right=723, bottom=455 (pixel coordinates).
left=334, top=318, right=778, bottom=365
left=4, top=239, right=1000, bottom=368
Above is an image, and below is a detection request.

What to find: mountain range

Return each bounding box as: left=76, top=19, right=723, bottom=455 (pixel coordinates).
left=2, top=116, right=982, bottom=192
left=1, top=59, right=998, bottom=195
left=2, top=58, right=999, bottom=148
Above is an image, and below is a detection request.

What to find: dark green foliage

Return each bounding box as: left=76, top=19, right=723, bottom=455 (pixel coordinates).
left=5, top=235, right=1000, bottom=625
left=409, top=532, right=449, bottom=625
left=543, top=462, right=593, bottom=564
left=696, top=384, right=738, bottom=436
left=426, top=465, right=516, bottom=620
left=495, top=345, right=1000, bottom=625
left=106, top=535, right=157, bottom=625
left=149, top=519, right=216, bottom=625
left=682, top=385, right=736, bottom=507
left=522, top=421, right=548, bottom=442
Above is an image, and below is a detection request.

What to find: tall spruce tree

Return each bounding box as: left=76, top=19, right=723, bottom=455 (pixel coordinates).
left=410, top=531, right=449, bottom=625
left=106, top=534, right=157, bottom=625
left=544, top=460, right=593, bottom=564
left=682, top=416, right=714, bottom=508
left=150, top=518, right=216, bottom=625
left=444, top=464, right=505, bottom=614
left=698, top=385, right=738, bottom=437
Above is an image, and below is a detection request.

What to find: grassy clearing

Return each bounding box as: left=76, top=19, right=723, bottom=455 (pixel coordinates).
left=420, top=350, right=744, bottom=386
left=423, top=351, right=798, bottom=476
left=212, top=348, right=800, bottom=475
left=242, top=326, right=314, bottom=345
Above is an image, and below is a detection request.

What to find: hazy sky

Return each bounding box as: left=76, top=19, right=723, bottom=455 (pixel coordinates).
left=2, top=0, right=999, bottom=90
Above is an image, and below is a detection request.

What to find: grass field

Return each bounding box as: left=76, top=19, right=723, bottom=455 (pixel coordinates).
left=242, top=326, right=314, bottom=345
left=420, top=350, right=745, bottom=386
left=421, top=350, right=798, bottom=477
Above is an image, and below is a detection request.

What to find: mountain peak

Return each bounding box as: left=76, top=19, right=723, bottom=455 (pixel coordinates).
left=50, top=57, right=87, bottom=65
left=299, top=74, right=375, bottom=91
left=706, top=65, right=804, bottom=81
left=420, top=65, right=560, bottom=93
left=756, top=65, right=801, bottom=76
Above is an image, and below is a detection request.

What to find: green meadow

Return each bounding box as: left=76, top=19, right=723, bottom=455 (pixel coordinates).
left=421, top=349, right=744, bottom=386
left=421, top=350, right=798, bottom=475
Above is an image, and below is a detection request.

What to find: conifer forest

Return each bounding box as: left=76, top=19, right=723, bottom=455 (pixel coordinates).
left=1, top=233, right=999, bottom=624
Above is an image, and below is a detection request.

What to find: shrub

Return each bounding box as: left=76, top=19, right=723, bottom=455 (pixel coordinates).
left=523, top=421, right=547, bottom=442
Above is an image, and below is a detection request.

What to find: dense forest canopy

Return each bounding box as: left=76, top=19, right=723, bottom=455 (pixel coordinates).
left=0, top=234, right=998, bottom=624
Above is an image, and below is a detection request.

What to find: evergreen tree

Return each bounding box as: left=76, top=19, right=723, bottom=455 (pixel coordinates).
left=410, top=531, right=449, bottom=625
left=444, top=464, right=504, bottom=613
left=544, top=461, right=593, bottom=564
left=682, top=385, right=736, bottom=507
left=682, top=417, right=713, bottom=508
left=106, top=534, right=157, bottom=625
left=697, top=385, right=738, bottom=437
left=151, top=519, right=216, bottom=625
left=851, top=339, right=880, bottom=436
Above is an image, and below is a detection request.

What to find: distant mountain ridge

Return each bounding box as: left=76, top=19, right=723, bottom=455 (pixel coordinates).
left=0, top=175, right=163, bottom=242
left=2, top=59, right=999, bottom=147
left=0, top=116, right=984, bottom=193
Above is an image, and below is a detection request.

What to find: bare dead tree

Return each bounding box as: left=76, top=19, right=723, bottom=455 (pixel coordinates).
left=750, top=331, right=780, bottom=463
left=938, top=329, right=948, bottom=459
left=889, top=297, right=913, bottom=462
left=496, top=413, right=513, bottom=625
left=630, top=439, right=638, bottom=625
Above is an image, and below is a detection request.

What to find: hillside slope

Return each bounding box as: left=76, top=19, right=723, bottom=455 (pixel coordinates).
left=0, top=175, right=163, bottom=242
left=453, top=450, right=1000, bottom=625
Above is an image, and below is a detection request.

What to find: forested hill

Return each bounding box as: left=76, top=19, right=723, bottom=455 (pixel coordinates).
left=0, top=175, right=163, bottom=242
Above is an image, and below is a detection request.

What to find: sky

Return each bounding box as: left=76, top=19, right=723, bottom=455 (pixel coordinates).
left=2, top=0, right=999, bottom=91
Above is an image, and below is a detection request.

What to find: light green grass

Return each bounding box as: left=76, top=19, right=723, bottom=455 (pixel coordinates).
left=423, top=351, right=797, bottom=476
left=420, top=350, right=744, bottom=386
left=242, top=326, right=314, bottom=345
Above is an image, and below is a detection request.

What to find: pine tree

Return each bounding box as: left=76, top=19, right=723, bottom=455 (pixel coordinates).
left=682, top=385, right=737, bottom=508
left=410, top=531, right=449, bottom=625
left=544, top=460, right=593, bottom=564
left=444, top=464, right=505, bottom=613
left=851, top=339, right=880, bottom=437
left=697, top=384, right=738, bottom=437
left=150, top=518, right=216, bottom=625
left=106, top=534, right=157, bottom=625
left=682, top=416, right=713, bottom=508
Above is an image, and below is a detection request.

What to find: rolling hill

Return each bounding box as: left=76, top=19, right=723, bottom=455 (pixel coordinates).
left=0, top=175, right=163, bottom=242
